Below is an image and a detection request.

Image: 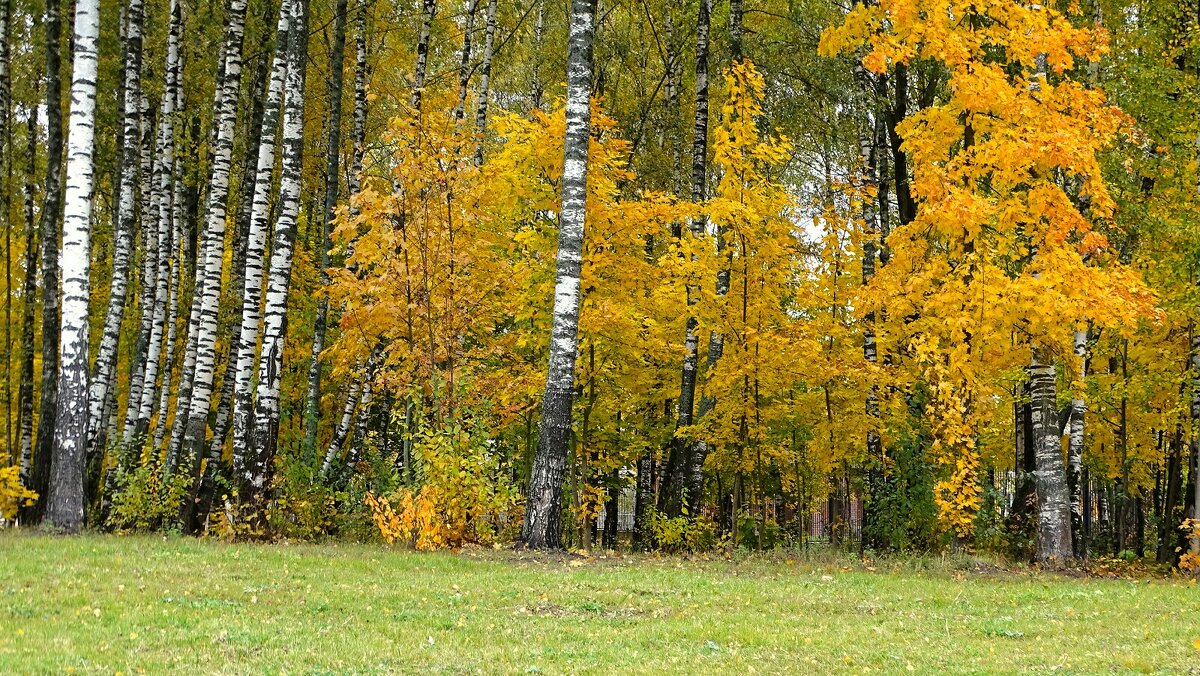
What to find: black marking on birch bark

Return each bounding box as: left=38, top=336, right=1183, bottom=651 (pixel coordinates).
left=521, top=0, right=596, bottom=550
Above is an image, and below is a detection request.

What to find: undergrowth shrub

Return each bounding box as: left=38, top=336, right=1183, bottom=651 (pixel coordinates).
left=0, top=466, right=37, bottom=521
left=367, top=425, right=521, bottom=549
left=108, top=465, right=191, bottom=532
left=647, top=508, right=719, bottom=552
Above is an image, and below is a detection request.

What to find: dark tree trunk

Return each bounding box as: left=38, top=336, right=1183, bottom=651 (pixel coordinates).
left=304, top=0, right=349, bottom=462
left=27, top=0, right=64, bottom=524
left=661, top=0, right=711, bottom=519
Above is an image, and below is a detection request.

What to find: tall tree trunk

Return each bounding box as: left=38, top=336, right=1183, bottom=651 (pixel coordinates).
left=245, top=0, right=310, bottom=505
left=304, top=0, right=349, bottom=462
left=1191, top=321, right=1200, bottom=556
left=17, top=102, right=37, bottom=484
left=153, top=150, right=186, bottom=455
left=27, top=0, right=65, bottom=523
left=178, top=0, right=248, bottom=522
left=125, top=0, right=182, bottom=464
left=520, top=0, right=596, bottom=550
left=46, top=0, right=103, bottom=533
left=0, top=0, right=10, bottom=464
left=87, top=0, right=144, bottom=466
left=231, top=2, right=291, bottom=478
left=472, top=0, right=497, bottom=165
left=528, top=0, right=545, bottom=111
left=1029, top=359, right=1072, bottom=563
left=1067, top=327, right=1087, bottom=558
left=662, top=0, right=710, bottom=517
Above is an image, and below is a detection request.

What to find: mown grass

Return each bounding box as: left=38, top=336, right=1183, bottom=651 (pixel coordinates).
left=1, top=534, right=1197, bottom=674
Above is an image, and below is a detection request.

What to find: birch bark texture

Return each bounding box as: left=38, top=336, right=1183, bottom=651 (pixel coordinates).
left=46, top=0, right=103, bottom=532
left=232, top=0, right=292, bottom=477
left=1029, top=359, right=1073, bottom=562
left=89, top=0, right=145, bottom=462
left=178, top=0, right=248, bottom=487
left=246, top=0, right=310, bottom=499
left=521, top=0, right=597, bottom=550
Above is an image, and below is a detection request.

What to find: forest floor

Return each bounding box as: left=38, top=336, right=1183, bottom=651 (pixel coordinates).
left=0, top=534, right=1197, bottom=674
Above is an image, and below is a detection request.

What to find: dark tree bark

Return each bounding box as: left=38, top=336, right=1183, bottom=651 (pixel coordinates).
left=304, top=0, right=350, bottom=462
left=26, top=0, right=65, bottom=524
left=521, top=0, right=597, bottom=550
left=660, top=0, right=711, bottom=519
left=16, top=101, right=37, bottom=486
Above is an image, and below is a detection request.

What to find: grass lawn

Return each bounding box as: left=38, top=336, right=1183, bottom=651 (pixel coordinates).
left=1, top=534, right=1197, bottom=674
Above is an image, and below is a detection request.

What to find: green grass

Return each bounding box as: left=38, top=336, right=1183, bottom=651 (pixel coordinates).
left=1, top=534, right=1197, bottom=674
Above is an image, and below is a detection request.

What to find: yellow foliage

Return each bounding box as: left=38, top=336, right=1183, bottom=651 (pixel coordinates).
left=0, top=466, right=37, bottom=522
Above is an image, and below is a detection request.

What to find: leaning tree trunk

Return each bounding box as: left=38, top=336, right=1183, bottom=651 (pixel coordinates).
left=320, top=377, right=363, bottom=480
left=1029, top=358, right=1073, bottom=563
left=245, top=0, right=310, bottom=504
left=662, top=0, right=710, bottom=518
left=472, top=0, right=497, bottom=165
left=520, top=0, right=597, bottom=550
left=304, top=0, right=349, bottom=461
left=87, top=0, right=144, bottom=465
left=231, top=3, right=291, bottom=476
left=178, top=0, right=248, bottom=522
left=27, top=0, right=65, bottom=523
left=46, top=0, right=103, bottom=533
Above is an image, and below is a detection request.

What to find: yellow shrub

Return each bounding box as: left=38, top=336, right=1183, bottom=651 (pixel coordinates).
left=366, top=427, right=521, bottom=549
left=0, top=466, right=37, bottom=521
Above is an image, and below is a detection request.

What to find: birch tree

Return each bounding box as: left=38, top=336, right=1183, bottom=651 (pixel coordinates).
left=472, top=0, right=497, bottom=165
left=177, top=0, right=248, bottom=510
left=231, top=0, right=292, bottom=479
left=88, top=0, right=145, bottom=463
left=45, top=0, right=103, bottom=532
left=521, top=0, right=597, bottom=549
left=245, top=0, right=310, bottom=502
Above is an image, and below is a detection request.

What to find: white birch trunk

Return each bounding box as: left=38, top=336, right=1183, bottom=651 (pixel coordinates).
left=231, top=2, right=292, bottom=478
left=178, top=0, right=248, bottom=490
left=245, top=0, right=309, bottom=499
left=46, top=0, right=102, bottom=532
left=521, top=0, right=596, bottom=549
left=1030, top=359, right=1073, bottom=562
left=472, top=0, right=497, bottom=165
